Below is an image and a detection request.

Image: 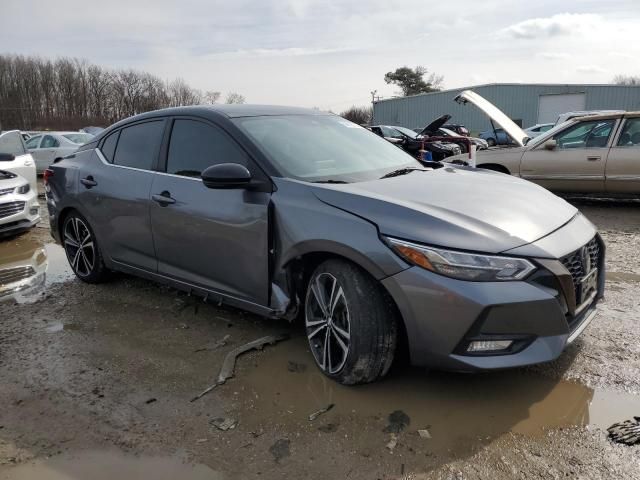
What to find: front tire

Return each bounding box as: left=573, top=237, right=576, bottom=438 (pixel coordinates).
left=62, top=212, right=109, bottom=283
left=305, top=259, right=398, bottom=385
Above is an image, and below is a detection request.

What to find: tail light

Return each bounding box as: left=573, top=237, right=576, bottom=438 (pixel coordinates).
left=43, top=168, right=54, bottom=185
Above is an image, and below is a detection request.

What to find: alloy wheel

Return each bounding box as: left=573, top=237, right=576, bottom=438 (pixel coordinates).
left=305, top=272, right=351, bottom=374
left=64, top=217, right=95, bottom=277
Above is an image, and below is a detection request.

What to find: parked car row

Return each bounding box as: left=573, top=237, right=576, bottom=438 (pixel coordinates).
left=449, top=90, right=640, bottom=196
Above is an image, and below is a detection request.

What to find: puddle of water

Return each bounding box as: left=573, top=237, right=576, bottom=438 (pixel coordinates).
left=0, top=236, right=74, bottom=303
left=229, top=337, right=640, bottom=454
left=0, top=450, right=222, bottom=480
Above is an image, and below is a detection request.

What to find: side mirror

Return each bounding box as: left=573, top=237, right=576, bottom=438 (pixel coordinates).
left=0, top=153, right=15, bottom=161
left=201, top=163, right=252, bottom=189
left=544, top=139, right=557, bottom=151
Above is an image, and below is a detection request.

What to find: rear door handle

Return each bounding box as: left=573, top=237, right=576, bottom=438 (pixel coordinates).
left=81, top=176, right=97, bottom=188
left=152, top=192, right=176, bottom=206
left=587, top=156, right=601, bottom=161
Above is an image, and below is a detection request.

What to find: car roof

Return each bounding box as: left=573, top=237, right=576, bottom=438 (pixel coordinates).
left=571, top=111, right=640, bottom=121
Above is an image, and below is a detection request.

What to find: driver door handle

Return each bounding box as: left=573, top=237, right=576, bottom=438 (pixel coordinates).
left=152, top=191, right=176, bottom=206
left=587, top=156, right=601, bottom=161
left=81, top=176, right=97, bottom=188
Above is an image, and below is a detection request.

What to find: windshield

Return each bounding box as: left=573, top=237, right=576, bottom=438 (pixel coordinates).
left=392, top=126, right=419, bottom=139
left=439, top=128, right=458, bottom=137
left=63, top=133, right=93, bottom=144
left=234, top=115, right=420, bottom=182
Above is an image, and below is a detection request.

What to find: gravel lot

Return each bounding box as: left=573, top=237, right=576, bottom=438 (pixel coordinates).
left=0, top=198, right=639, bottom=479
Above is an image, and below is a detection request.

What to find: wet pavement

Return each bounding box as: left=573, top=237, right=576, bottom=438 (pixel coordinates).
left=0, top=199, right=639, bottom=479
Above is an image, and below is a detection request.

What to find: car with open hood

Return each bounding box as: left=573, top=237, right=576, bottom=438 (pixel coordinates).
left=417, top=114, right=489, bottom=152
left=370, top=124, right=461, bottom=160
left=46, top=105, right=603, bottom=384
left=448, top=90, right=640, bottom=196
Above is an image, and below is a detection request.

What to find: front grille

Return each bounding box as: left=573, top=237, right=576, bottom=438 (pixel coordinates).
left=560, top=237, right=600, bottom=299
left=0, top=201, right=25, bottom=219
left=0, top=266, right=35, bottom=287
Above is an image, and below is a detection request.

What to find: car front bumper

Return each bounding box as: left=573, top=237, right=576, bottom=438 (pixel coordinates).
left=381, top=231, right=604, bottom=371
left=0, top=189, right=40, bottom=236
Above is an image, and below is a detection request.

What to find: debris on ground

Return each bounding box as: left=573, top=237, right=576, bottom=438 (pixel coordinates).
left=608, top=417, right=640, bottom=445
left=418, top=428, right=432, bottom=439
left=287, top=361, right=307, bottom=373
left=269, top=439, right=290, bottom=463
left=210, top=417, right=238, bottom=431
left=145, top=398, right=157, bottom=405
left=318, top=423, right=338, bottom=433
left=383, top=410, right=411, bottom=434
left=194, top=334, right=231, bottom=353
left=190, top=333, right=289, bottom=402
left=386, top=433, right=398, bottom=452
left=308, top=403, right=335, bottom=421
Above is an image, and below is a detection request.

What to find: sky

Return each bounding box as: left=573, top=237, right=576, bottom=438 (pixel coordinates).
left=2, top=0, right=640, bottom=111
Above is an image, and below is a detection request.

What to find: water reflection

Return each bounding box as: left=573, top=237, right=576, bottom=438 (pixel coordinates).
left=0, top=236, right=73, bottom=302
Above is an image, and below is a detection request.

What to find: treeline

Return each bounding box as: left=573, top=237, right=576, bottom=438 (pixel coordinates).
left=0, top=54, right=244, bottom=131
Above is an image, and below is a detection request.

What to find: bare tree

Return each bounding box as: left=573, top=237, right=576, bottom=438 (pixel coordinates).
left=0, top=53, right=239, bottom=130
left=613, top=74, right=640, bottom=86
left=225, top=92, right=246, bottom=104
left=339, top=105, right=372, bottom=125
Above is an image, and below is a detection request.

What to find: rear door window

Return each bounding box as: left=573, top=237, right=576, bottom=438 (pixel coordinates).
left=41, top=135, right=60, bottom=148
left=616, top=118, right=640, bottom=146
left=100, top=131, right=120, bottom=163
left=113, top=121, right=164, bottom=170
left=166, top=119, right=247, bottom=177
left=26, top=135, right=42, bottom=149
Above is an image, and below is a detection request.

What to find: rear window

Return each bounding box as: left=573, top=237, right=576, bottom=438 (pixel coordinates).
left=113, top=121, right=164, bottom=170
left=0, top=131, right=27, bottom=157
left=63, top=133, right=93, bottom=144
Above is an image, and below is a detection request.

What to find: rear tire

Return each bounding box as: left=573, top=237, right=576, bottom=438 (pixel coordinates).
left=304, top=259, right=398, bottom=385
left=62, top=212, right=110, bottom=283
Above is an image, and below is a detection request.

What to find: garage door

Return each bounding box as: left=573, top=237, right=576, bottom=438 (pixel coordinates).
left=537, top=93, right=586, bottom=124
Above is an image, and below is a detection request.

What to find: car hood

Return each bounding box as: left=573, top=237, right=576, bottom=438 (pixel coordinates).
left=311, top=167, right=577, bottom=254
left=419, top=114, right=451, bottom=136
left=454, top=90, right=529, bottom=147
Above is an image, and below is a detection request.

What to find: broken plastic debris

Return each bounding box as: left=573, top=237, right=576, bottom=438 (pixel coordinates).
left=194, top=334, right=230, bottom=353
left=418, top=429, right=432, bottom=439
left=608, top=417, right=640, bottom=445
left=191, top=333, right=289, bottom=402
left=308, top=403, right=335, bottom=422
left=210, top=417, right=238, bottom=431
left=386, top=433, right=398, bottom=452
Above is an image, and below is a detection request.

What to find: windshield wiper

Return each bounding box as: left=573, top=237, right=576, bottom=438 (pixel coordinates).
left=312, top=179, right=350, bottom=184
left=379, top=167, right=427, bottom=179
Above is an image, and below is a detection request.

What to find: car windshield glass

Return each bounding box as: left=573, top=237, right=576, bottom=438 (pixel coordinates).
left=439, top=128, right=457, bottom=136
left=393, top=126, right=419, bottom=139
left=234, top=115, right=421, bottom=182
left=63, top=133, right=93, bottom=144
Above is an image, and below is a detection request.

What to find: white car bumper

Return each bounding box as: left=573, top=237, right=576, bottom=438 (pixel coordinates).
left=0, top=186, right=40, bottom=235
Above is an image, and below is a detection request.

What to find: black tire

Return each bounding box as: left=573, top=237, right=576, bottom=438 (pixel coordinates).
left=62, top=211, right=110, bottom=283
left=304, top=259, right=398, bottom=385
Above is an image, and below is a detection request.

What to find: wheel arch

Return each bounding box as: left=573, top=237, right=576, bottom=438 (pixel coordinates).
left=477, top=163, right=511, bottom=174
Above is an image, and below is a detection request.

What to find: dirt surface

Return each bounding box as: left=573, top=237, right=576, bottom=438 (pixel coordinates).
left=1, top=197, right=639, bottom=479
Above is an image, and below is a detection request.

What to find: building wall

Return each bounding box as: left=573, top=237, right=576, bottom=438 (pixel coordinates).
left=372, top=84, right=640, bottom=135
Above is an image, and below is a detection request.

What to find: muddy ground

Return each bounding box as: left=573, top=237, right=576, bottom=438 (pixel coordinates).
left=0, top=197, right=639, bottom=479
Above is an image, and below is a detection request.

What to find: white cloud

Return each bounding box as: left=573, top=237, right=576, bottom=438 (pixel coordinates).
left=538, top=52, right=571, bottom=60
left=502, top=13, right=601, bottom=39
left=577, top=65, right=607, bottom=74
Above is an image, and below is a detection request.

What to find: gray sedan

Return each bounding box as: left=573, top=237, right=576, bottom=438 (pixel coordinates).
left=44, top=105, right=604, bottom=384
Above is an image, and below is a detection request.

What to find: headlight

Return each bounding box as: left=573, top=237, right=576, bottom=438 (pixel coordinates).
left=15, top=183, right=30, bottom=194
left=385, top=237, right=536, bottom=281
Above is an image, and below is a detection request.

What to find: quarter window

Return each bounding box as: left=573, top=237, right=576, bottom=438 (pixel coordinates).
left=616, top=118, right=640, bottom=146
left=553, top=119, right=615, bottom=149
left=166, top=119, right=247, bottom=177
left=113, top=121, right=164, bottom=170
left=100, top=131, right=120, bottom=163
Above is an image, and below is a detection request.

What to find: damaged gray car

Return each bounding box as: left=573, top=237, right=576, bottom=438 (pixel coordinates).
left=44, top=105, right=604, bottom=385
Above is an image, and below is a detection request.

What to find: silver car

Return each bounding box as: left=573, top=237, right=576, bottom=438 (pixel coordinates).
left=25, top=132, right=94, bottom=174
left=45, top=106, right=604, bottom=384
